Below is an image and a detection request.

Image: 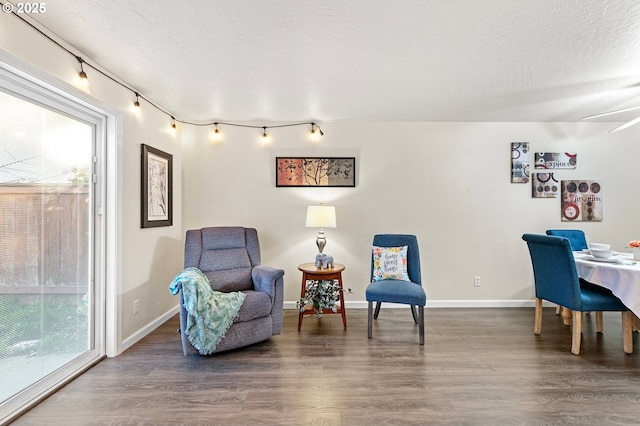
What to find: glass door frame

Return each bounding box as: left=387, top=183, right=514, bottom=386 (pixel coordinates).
left=0, top=51, right=119, bottom=424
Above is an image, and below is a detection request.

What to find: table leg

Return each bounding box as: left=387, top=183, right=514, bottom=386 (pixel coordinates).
left=623, top=311, right=633, bottom=354
left=338, top=275, right=347, bottom=330
left=298, top=273, right=306, bottom=332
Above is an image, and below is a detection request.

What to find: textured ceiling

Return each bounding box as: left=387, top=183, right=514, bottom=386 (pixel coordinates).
left=23, top=0, right=640, bottom=124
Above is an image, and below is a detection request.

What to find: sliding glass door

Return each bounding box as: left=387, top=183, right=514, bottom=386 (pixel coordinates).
left=0, top=66, right=105, bottom=422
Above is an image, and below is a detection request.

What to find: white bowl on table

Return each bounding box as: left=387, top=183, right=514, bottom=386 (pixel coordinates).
left=589, top=243, right=611, bottom=251
left=589, top=248, right=614, bottom=259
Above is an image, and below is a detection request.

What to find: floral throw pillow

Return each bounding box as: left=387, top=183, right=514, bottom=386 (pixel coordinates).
left=372, top=245, right=410, bottom=282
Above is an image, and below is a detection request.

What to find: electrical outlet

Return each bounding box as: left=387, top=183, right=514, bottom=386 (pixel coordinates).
left=474, top=276, right=481, bottom=287
left=133, top=299, right=140, bottom=314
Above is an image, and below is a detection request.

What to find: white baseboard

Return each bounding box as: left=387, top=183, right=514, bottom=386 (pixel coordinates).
left=118, top=305, right=179, bottom=356
left=284, top=299, right=544, bottom=310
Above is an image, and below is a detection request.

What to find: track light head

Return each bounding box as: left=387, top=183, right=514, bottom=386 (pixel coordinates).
left=76, top=56, right=89, bottom=86
left=133, top=92, right=140, bottom=108
left=261, top=126, right=271, bottom=144
left=212, top=122, right=222, bottom=141
left=310, top=123, right=324, bottom=141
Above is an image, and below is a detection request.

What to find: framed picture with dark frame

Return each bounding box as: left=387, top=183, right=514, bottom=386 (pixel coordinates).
left=276, top=157, right=356, bottom=187
left=141, top=144, right=173, bottom=228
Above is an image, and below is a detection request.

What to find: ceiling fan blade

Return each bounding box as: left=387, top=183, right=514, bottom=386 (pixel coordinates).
left=583, top=105, right=640, bottom=120
left=609, top=115, right=640, bottom=132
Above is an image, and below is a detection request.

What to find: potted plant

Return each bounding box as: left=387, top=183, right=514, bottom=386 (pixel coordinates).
left=297, top=279, right=341, bottom=318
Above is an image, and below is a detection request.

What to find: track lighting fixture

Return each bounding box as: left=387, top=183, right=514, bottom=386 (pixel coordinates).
left=76, top=56, right=88, bottom=85
left=211, top=122, right=222, bottom=141
left=11, top=7, right=327, bottom=144
left=310, top=122, right=324, bottom=141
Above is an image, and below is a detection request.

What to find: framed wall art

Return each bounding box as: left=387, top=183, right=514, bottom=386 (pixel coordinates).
left=276, top=157, right=356, bottom=187
left=511, top=142, right=530, bottom=183
left=531, top=172, right=559, bottom=198
left=141, top=144, right=173, bottom=228
left=534, top=152, right=577, bottom=169
left=560, top=179, right=602, bottom=222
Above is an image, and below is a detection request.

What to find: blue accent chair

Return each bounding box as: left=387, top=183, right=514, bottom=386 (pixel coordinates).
left=522, top=233, right=633, bottom=354
left=545, top=229, right=588, bottom=251
left=366, top=234, right=426, bottom=345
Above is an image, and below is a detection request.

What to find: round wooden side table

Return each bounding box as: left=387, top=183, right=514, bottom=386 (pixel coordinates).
left=297, top=262, right=347, bottom=331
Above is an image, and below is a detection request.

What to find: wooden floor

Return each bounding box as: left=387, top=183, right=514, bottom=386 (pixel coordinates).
left=11, top=308, right=640, bottom=425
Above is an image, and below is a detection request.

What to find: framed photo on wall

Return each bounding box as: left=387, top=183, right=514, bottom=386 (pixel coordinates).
left=276, top=157, right=356, bottom=187
left=141, top=144, right=173, bottom=228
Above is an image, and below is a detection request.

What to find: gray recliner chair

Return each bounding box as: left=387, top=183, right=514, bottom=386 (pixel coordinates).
left=178, top=226, right=285, bottom=356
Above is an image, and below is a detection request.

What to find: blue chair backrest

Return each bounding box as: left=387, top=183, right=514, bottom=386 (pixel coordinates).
left=545, top=229, right=588, bottom=251
left=522, top=233, right=583, bottom=311
left=371, top=234, right=422, bottom=285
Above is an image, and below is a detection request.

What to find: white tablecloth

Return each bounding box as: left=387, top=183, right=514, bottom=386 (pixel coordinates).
left=574, top=252, right=640, bottom=317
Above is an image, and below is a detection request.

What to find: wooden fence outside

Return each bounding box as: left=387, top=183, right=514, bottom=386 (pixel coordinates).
left=0, top=185, right=89, bottom=291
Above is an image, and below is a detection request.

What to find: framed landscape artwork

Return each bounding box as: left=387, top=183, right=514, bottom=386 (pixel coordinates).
left=141, top=144, right=173, bottom=228
left=276, top=157, right=356, bottom=187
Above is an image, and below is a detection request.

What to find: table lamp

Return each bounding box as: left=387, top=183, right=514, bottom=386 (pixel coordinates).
left=305, top=205, right=336, bottom=253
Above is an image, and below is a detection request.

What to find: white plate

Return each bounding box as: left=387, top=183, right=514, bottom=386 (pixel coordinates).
left=583, top=255, right=620, bottom=263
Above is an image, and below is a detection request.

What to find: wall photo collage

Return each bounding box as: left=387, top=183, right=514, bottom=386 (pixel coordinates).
left=510, top=142, right=602, bottom=222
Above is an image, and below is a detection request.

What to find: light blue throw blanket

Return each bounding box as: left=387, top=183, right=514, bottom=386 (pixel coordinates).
left=169, top=267, right=246, bottom=355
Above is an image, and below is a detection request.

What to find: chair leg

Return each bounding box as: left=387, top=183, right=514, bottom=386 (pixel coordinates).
left=411, top=305, right=419, bottom=324
left=622, top=311, right=633, bottom=354
left=571, top=311, right=582, bottom=355
left=633, top=314, right=640, bottom=332
left=367, top=301, right=373, bottom=339
left=595, top=311, right=604, bottom=333
left=373, top=301, right=381, bottom=319
left=418, top=305, right=424, bottom=345
left=534, top=298, right=542, bottom=335
left=561, top=307, right=572, bottom=326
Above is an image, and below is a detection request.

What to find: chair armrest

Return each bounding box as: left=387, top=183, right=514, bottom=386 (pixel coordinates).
left=252, top=265, right=285, bottom=335
left=252, top=265, right=285, bottom=297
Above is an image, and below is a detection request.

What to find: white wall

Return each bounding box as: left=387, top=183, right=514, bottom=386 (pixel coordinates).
left=5, top=10, right=640, bottom=354
left=1, top=14, right=183, bottom=354
left=182, top=121, right=640, bottom=306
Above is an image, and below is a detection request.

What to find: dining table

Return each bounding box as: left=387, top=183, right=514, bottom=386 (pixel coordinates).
left=573, top=251, right=640, bottom=329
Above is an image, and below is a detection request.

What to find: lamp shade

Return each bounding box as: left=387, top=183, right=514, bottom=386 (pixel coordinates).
left=305, top=205, right=336, bottom=228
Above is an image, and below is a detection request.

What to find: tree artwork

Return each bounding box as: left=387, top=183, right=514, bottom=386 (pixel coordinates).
left=276, top=157, right=355, bottom=187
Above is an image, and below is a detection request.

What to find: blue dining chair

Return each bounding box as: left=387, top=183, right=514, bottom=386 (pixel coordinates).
left=545, top=229, right=590, bottom=316
left=522, top=233, right=633, bottom=354
left=545, top=229, right=588, bottom=251
left=366, top=234, right=426, bottom=345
